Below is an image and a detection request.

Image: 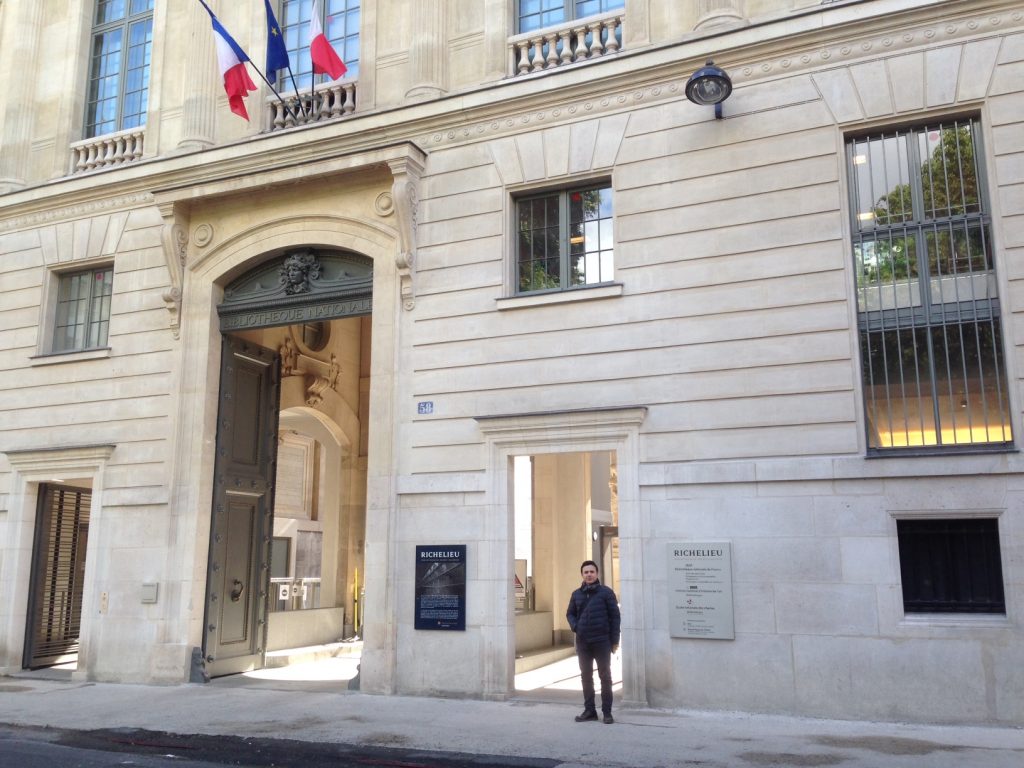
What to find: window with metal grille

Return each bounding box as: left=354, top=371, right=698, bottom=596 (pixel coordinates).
left=85, top=0, right=154, bottom=138
left=517, top=0, right=624, bottom=33
left=897, top=518, right=1005, bottom=614
left=53, top=267, right=114, bottom=353
left=280, top=0, right=359, bottom=89
left=846, top=119, right=1012, bottom=451
left=516, top=184, right=614, bottom=293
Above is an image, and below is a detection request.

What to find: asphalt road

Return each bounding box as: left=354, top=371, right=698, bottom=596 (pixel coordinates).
left=0, top=725, right=559, bottom=768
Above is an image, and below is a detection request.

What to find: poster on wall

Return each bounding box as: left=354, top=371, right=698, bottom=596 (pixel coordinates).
left=667, top=542, right=735, bottom=640
left=414, top=545, right=467, bottom=631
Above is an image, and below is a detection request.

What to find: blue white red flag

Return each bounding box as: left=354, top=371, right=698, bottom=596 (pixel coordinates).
left=199, top=0, right=258, bottom=120
left=310, top=0, right=348, bottom=81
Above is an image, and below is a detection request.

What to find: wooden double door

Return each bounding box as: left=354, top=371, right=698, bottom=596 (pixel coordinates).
left=202, top=337, right=281, bottom=678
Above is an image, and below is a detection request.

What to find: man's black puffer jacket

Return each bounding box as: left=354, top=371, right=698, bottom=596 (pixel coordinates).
left=566, top=580, right=621, bottom=646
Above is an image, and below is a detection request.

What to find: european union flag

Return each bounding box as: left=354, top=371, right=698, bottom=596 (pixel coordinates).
left=264, top=0, right=290, bottom=82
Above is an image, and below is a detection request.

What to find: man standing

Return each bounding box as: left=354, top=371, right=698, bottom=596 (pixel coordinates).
left=566, top=559, right=620, bottom=724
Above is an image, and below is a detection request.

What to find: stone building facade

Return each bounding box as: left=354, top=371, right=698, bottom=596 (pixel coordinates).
left=1, top=0, right=1023, bottom=725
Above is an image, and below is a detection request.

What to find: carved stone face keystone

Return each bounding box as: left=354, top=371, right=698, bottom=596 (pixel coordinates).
left=279, top=252, right=322, bottom=295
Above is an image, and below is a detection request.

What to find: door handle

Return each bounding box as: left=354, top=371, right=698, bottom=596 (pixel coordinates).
left=230, top=579, right=245, bottom=602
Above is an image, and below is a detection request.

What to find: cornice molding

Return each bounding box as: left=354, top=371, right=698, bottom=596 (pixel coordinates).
left=0, top=141, right=422, bottom=234
left=3, top=444, right=116, bottom=471
left=0, top=192, right=154, bottom=234
left=475, top=406, right=648, bottom=444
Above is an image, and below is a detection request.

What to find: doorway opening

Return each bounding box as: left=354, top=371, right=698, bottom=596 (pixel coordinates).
left=24, top=484, right=92, bottom=673
left=512, top=451, right=622, bottom=701
left=203, top=248, right=372, bottom=682
left=204, top=316, right=369, bottom=683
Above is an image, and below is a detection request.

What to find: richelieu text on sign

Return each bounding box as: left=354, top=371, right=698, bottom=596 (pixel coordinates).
left=414, top=545, right=466, bottom=631
left=667, top=541, right=735, bottom=640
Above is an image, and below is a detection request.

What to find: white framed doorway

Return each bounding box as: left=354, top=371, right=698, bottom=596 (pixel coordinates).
left=475, top=406, right=647, bottom=706
left=511, top=451, right=623, bottom=701
left=0, top=445, right=113, bottom=678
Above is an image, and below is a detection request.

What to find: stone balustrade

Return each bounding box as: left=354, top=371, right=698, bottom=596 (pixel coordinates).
left=509, top=11, right=623, bottom=76
left=69, top=127, right=145, bottom=174
left=266, top=80, right=357, bottom=133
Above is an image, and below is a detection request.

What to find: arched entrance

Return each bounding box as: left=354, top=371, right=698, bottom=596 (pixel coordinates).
left=202, top=248, right=373, bottom=678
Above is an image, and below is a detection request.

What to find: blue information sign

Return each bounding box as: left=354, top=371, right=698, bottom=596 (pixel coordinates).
left=414, top=545, right=466, bottom=631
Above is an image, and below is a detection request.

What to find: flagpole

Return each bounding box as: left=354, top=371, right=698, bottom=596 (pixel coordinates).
left=196, top=0, right=301, bottom=125
left=252, top=65, right=305, bottom=125
left=309, top=0, right=321, bottom=123
left=310, top=73, right=318, bottom=124
left=286, top=67, right=310, bottom=121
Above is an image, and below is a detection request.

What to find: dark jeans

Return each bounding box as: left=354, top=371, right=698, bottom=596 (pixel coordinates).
left=576, top=638, right=613, bottom=715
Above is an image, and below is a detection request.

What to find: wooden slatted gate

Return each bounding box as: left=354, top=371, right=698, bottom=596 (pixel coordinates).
left=24, top=484, right=91, bottom=669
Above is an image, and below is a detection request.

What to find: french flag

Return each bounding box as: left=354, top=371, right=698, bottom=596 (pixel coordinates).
left=199, top=1, right=258, bottom=120
left=310, top=0, right=348, bottom=81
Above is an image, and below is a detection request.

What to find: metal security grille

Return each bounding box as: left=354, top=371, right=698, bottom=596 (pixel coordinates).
left=25, top=486, right=91, bottom=669
left=897, top=518, right=1005, bottom=613
left=847, top=118, right=1012, bottom=451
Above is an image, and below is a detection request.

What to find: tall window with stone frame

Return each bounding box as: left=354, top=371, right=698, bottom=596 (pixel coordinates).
left=516, top=184, right=613, bottom=294
left=517, top=0, right=624, bottom=32
left=280, top=0, right=360, bottom=89
left=847, top=118, right=1012, bottom=451
left=85, top=0, right=154, bottom=139
left=52, top=266, right=114, bottom=353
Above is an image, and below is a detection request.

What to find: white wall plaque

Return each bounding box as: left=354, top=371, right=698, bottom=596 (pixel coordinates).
left=274, top=433, right=316, bottom=519
left=667, top=542, right=735, bottom=640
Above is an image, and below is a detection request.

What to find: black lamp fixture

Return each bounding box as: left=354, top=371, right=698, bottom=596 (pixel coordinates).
left=685, top=60, right=732, bottom=119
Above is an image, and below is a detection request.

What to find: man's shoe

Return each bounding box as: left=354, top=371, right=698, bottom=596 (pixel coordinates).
left=603, top=714, right=614, bottom=724
left=575, top=710, right=598, bottom=722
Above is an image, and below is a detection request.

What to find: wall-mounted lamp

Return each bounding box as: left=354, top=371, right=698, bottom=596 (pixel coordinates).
left=685, top=60, right=732, bottom=119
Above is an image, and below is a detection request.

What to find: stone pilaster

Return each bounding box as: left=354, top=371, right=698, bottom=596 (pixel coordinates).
left=178, top=0, right=218, bottom=149
left=623, top=0, right=651, bottom=48
left=405, top=0, right=448, bottom=101
left=482, top=0, right=509, bottom=82
left=694, top=0, right=747, bottom=32
left=0, top=1, right=44, bottom=192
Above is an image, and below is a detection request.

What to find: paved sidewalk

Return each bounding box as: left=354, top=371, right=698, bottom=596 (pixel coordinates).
left=0, top=669, right=1022, bottom=768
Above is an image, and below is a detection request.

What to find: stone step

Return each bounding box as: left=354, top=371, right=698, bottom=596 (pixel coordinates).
left=264, top=640, right=362, bottom=668
left=514, top=644, right=575, bottom=674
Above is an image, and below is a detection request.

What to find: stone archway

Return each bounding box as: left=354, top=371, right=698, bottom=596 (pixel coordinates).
left=157, top=212, right=405, bottom=689
left=201, top=248, right=374, bottom=676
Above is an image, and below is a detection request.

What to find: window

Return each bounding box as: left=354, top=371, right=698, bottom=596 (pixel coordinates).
left=281, top=0, right=360, bottom=89
left=516, top=184, right=614, bottom=293
left=897, top=518, right=1005, bottom=614
left=52, top=267, right=114, bottom=353
left=271, top=537, right=291, bottom=580
left=298, top=321, right=329, bottom=352
left=847, top=118, right=1012, bottom=451
left=85, top=0, right=154, bottom=138
left=518, top=0, right=624, bottom=33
